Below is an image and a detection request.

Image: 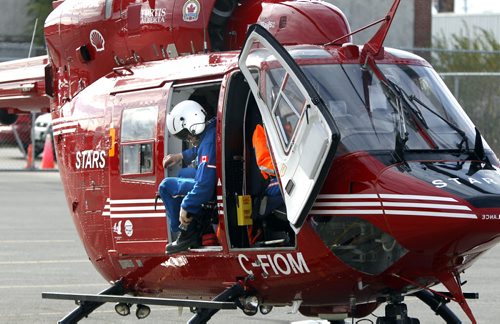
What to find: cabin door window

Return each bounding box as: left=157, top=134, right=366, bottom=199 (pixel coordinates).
left=120, top=106, right=157, bottom=176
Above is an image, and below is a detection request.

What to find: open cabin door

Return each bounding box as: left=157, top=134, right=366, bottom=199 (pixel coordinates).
left=238, top=25, right=339, bottom=233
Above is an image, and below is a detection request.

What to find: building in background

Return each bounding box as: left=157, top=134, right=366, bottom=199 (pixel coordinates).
left=433, top=14, right=500, bottom=43
left=0, top=0, right=32, bottom=43
left=431, top=0, right=500, bottom=42
left=435, top=0, right=455, bottom=13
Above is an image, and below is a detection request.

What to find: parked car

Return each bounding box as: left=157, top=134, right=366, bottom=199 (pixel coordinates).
left=34, top=113, right=53, bottom=156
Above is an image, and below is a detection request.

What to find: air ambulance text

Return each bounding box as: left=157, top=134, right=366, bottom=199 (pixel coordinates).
left=76, top=150, right=106, bottom=170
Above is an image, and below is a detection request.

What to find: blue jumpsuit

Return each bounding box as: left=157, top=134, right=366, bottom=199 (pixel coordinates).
left=159, top=118, right=217, bottom=232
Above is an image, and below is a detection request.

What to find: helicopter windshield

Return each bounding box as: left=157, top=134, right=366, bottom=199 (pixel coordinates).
left=277, top=63, right=479, bottom=155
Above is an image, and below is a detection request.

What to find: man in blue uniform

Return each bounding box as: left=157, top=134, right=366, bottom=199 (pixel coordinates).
left=159, top=100, right=216, bottom=254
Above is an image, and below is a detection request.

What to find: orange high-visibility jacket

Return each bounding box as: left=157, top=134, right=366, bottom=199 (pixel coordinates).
left=252, top=124, right=276, bottom=180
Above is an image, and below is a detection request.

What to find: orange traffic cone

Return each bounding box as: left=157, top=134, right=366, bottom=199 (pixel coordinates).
left=40, top=135, right=55, bottom=169
left=25, top=144, right=33, bottom=169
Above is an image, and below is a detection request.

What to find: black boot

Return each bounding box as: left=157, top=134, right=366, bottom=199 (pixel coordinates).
left=166, top=220, right=202, bottom=255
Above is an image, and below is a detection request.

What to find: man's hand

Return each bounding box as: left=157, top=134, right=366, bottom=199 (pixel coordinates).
left=179, top=208, right=192, bottom=226
left=163, top=153, right=182, bottom=169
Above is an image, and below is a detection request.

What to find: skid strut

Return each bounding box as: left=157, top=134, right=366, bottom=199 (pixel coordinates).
left=49, top=282, right=125, bottom=324
left=188, top=282, right=245, bottom=324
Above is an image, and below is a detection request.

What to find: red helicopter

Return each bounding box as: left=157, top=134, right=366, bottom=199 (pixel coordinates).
left=1, top=0, right=500, bottom=323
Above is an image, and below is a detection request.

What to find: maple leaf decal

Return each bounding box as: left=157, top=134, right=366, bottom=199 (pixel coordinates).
left=182, top=0, right=200, bottom=22
left=187, top=4, right=196, bottom=13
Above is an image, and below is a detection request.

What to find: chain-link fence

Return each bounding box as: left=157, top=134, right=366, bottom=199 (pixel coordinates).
left=440, top=72, right=500, bottom=154
left=0, top=112, right=56, bottom=171
left=0, top=42, right=45, bottom=63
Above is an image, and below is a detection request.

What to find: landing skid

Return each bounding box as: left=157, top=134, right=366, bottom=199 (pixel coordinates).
left=42, top=282, right=241, bottom=323
left=42, top=282, right=125, bottom=323
left=414, top=290, right=461, bottom=323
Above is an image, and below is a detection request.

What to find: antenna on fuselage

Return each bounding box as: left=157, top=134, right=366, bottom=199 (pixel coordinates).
left=359, top=0, right=401, bottom=66
left=325, top=0, right=401, bottom=53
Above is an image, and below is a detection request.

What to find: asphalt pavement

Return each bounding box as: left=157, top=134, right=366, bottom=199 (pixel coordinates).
left=0, top=171, right=499, bottom=323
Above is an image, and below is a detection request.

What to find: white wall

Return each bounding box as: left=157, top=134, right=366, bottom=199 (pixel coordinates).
left=433, top=13, right=500, bottom=44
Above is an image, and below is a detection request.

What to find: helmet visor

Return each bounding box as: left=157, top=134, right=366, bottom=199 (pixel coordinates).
left=174, top=128, right=191, bottom=141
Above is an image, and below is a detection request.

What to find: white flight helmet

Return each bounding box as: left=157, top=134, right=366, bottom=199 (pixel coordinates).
left=166, top=100, right=207, bottom=140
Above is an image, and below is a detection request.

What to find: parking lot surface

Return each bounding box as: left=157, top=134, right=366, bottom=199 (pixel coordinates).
left=0, top=172, right=499, bottom=323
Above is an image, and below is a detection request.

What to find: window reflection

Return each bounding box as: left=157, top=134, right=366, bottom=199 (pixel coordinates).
left=120, top=106, right=157, bottom=175
left=121, top=143, right=153, bottom=174
left=122, top=106, right=157, bottom=142
left=265, top=68, right=307, bottom=148
left=105, top=0, right=113, bottom=20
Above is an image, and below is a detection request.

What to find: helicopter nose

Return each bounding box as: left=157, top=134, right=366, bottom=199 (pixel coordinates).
left=376, top=161, right=500, bottom=261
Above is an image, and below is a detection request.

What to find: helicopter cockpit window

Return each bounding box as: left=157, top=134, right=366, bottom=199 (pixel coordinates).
left=298, top=63, right=477, bottom=155
left=120, top=106, right=157, bottom=175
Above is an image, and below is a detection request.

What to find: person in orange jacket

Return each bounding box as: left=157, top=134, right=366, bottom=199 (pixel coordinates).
left=252, top=123, right=284, bottom=217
